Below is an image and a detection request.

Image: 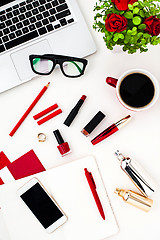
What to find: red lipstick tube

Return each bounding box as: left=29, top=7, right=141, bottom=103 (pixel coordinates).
left=64, top=95, right=87, bottom=127
left=53, top=130, right=71, bottom=156
left=91, top=115, right=131, bottom=145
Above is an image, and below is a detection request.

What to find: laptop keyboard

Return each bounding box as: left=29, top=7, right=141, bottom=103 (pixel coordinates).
left=0, top=0, right=75, bottom=53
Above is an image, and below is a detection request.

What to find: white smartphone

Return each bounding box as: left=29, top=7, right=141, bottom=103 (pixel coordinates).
left=17, top=178, right=67, bottom=233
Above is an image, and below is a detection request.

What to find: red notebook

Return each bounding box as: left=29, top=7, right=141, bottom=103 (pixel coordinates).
left=0, top=150, right=45, bottom=184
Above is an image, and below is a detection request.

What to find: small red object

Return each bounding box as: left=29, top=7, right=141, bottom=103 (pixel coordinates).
left=37, top=108, right=62, bottom=125
left=106, top=77, right=118, bottom=88
left=53, top=129, right=71, bottom=157
left=0, top=150, right=46, bottom=185
left=0, top=178, right=4, bottom=185
left=91, top=124, right=118, bottom=145
left=7, top=150, right=45, bottom=180
left=9, top=82, right=50, bottom=137
left=84, top=168, right=105, bottom=220
left=0, top=151, right=10, bottom=170
left=33, top=103, right=58, bottom=120
left=91, top=115, right=131, bottom=145
left=57, top=142, right=70, bottom=156
left=81, top=95, right=87, bottom=101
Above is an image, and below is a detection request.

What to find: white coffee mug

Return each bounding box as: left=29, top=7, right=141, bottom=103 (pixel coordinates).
left=106, top=69, right=159, bottom=111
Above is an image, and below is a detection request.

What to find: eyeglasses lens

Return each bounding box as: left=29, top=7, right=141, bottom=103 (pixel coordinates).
left=32, top=58, right=53, bottom=74
left=62, top=61, right=84, bottom=77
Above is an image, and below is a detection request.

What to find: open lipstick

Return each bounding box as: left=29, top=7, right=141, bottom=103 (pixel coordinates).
left=64, top=95, right=87, bottom=127
left=91, top=115, right=131, bottom=145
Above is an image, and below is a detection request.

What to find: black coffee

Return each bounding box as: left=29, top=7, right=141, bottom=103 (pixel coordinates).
left=120, top=73, right=155, bottom=108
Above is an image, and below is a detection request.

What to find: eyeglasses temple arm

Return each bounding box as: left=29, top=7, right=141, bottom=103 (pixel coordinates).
left=70, top=61, right=83, bottom=73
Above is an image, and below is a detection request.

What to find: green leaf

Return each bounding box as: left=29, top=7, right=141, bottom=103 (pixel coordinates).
left=141, top=38, right=146, bottom=44
left=131, top=31, right=137, bottom=35
left=143, top=33, right=151, bottom=38
left=127, top=30, right=132, bottom=35
left=95, top=13, right=102, bottom=18
left=137, top=32, right=143, bottom=38
left=138, top=1, right=144, bottom=7
left=124, top=11, right=133, bottom=19
left=119, top=11, right=125, bottom=15
left=133, top=2, right=139, bottom=7
left=124, top=40, right=129, bottom=44
left=132, top=27, right=137, bottom=32
left=113, top=35, right=119, bottom=42
left=128, top=4, right=133, bottom=10
left=139, top=10, right=145, bottom=18
left=130, top=37, right=135, bottom=44
left=118, top=33, right=124, bottom=39
left=107, top=35, right=112, bottom=41
left=131, top=26, right=137, bottom=35
left=138, top=24, right=146, bottom=30
left=124, top=35, right=131, bottom=43
left=133, top=16, right=142, bottom=25
left=133, top=7, right=139, bottom=14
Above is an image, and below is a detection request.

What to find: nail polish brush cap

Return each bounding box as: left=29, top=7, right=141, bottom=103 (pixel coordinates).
left=53, top=129, right=64, bottom=145
left=81, top=111, right=105, bottom=136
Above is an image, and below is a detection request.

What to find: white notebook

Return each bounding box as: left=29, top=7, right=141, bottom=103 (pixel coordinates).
left=0, top=156, right=119, bottom=240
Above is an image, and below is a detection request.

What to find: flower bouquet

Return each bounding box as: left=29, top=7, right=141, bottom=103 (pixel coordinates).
left=93, top=0, right=160, bottom=53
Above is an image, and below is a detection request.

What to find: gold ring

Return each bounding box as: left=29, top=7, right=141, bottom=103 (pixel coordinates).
left=38, top=133, right=46, bottom=142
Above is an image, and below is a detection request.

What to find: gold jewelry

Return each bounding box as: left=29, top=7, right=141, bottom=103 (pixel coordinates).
left=37, top=133, right=46, bottom=142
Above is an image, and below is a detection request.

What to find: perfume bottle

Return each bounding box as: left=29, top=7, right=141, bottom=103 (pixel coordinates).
left=114, top=188, right=153, bottom=212
left=115, top=150, right=156, bottom=197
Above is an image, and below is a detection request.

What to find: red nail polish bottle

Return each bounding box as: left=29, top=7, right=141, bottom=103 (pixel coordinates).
left=53, top=130, right=71, bottom=157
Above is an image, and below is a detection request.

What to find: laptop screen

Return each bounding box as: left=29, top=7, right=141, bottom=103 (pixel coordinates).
left=0, top=0, right=15, bottom=7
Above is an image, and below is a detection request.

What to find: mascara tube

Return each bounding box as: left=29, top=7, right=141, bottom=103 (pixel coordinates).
left=64, top=95, right=87, bottom=127
left=91, top=115, right=131, bottom=145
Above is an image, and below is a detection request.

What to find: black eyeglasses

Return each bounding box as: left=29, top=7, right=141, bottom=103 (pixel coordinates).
left=29, top=54, right=88, bottom=78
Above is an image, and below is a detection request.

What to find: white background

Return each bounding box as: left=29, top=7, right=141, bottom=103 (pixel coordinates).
left=0, top=0, right=160, bottom=239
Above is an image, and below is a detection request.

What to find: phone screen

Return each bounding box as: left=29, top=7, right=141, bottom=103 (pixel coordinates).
left=20, top=183, right=63, bottom=229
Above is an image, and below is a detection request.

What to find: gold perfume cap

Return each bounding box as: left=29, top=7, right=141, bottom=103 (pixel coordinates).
left=114, top=188, right=126, bottom=198
left=114, top=188, right=121, bottom=195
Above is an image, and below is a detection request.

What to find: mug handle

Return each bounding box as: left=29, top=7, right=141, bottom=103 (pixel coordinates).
left=106, top=77, right=118, bottom=88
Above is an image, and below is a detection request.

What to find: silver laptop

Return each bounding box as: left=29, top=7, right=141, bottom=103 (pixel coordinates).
left=0, top=0, right=96, bottom=93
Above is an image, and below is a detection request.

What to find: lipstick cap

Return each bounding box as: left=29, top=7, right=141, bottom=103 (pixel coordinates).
left=53, top=129, right=64, bottom=145
left=82, top=111, right=105, bottom=136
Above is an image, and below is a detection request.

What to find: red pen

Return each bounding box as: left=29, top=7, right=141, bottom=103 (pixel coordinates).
left=84, top=168, right=105, bottom=220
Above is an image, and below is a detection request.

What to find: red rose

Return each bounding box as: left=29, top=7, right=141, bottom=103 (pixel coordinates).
left=105, top=13, right=128, bottom=32
left=111, top=0, right=138, bottom=11
left=144, top=16, right=160, bottom=36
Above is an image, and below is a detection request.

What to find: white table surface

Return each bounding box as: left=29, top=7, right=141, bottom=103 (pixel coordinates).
left=0, top=0, right=160, bottom=240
